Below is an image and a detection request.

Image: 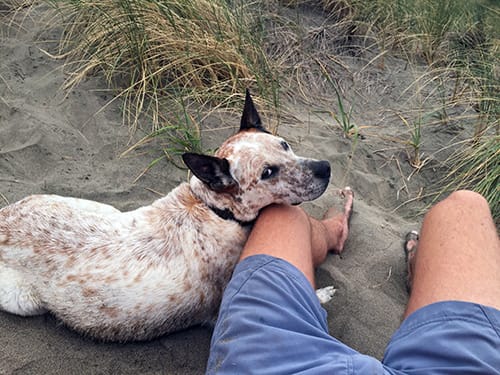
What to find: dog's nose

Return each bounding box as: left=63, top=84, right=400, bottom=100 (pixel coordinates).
left=311, top=160, right=331, bottom=179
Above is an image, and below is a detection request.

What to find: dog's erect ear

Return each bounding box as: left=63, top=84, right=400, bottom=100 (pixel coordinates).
left=240, top=89, right=268, bottom=133
left=182, top=153, right=238, bottom=193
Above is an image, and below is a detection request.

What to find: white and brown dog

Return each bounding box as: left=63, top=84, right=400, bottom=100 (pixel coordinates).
left=0, top=91, right=350, bottom=341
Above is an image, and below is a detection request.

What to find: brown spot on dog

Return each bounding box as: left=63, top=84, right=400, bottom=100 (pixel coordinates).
left=216, top=144, right=235, bottom=159
left=99, top=305, right=119, bottom=319
left=133, top=272, right=143, bottom=283
left=65, top=255, right=77, bottom=268
left=200, top=267, right=210, bottom=282
left=82, top=287, right=98, bottom=297
left=98, top=249, right=112, bottom=260
left=0, top=233, right=8, bottom=244
left=105, top=275, right=118, bottom=284
left=180, top=191, right=202, bottom=212
left=183, top=279, right=192, bottom=292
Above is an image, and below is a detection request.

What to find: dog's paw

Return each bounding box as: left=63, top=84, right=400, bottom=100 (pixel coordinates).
left=0, top=265, right=46, bottom=316
left=315, top=285, right=336, bottom=304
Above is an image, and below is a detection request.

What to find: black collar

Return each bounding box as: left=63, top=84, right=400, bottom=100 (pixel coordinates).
left=209, top=205, right=255, bottom=227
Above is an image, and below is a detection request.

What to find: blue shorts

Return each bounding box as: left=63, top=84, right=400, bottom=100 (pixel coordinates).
left=206, top=255, right=500, bottom=374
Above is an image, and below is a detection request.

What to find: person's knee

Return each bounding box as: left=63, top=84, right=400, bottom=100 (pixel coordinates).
left=429, top=190, right=490, bottom=219
left=259, top=204, right=309, bottom=227
left=446, top=190, right=489, bottom=210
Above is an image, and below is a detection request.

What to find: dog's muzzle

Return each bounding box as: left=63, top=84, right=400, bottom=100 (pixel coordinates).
left=290, top=160, right=331, bottom=205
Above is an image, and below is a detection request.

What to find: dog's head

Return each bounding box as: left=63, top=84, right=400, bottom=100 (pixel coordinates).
left=183, top=90, right=330, bottom=222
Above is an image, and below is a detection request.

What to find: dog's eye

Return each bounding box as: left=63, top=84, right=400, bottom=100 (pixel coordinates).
left=261, top=166, right=279, bottom=180
left=280, top=141, right=290, bottom=151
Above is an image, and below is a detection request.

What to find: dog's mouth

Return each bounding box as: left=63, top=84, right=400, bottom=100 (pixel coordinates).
left=289, top=175, right=330, bottom=206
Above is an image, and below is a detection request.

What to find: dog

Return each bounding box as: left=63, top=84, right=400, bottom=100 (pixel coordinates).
left=0, top=90, right=344, bottom=341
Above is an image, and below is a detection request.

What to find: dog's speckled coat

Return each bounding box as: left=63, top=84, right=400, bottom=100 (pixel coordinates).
left=0, top=92, right=331, bottom=341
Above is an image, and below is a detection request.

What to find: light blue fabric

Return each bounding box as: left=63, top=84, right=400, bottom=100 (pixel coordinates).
left=206, top=255, right=500, bottom=375
left=383, top=301, right=500, bottom=374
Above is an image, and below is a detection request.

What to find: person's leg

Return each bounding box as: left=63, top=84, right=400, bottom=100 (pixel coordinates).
left=404, top=190, right=500, bottom=318
left=240, top=188, right=353, bottom=287
left=383, top=191, right=500, bottom=374
left=207, top=189, right=388, bottom=374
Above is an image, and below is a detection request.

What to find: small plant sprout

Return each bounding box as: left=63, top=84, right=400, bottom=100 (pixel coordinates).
left=397, top=113, right=424, bottom=169
left=332, top=84, right=357, bottom=138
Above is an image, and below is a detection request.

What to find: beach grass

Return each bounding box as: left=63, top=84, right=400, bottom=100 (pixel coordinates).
left=439, top=132, right=499, bottom=225
left=339, top=0, right=498, bottom=220
left=44, top=0, right=278, bottom=134
left=31, top=0, right=499, bottom=220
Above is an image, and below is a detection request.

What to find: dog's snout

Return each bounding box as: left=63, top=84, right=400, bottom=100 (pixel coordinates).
left=311, top=160, right=331, bottom=179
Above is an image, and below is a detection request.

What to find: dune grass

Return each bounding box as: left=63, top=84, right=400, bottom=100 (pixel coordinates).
left=44, top=0, right=278, bottom=134
left=279, top=0, right=499, bottom=220
left=440, top=133, right=499, bottom=225
left=333, top=0, right=499, bottom=221
left=27, top=0, right=499, bottom=220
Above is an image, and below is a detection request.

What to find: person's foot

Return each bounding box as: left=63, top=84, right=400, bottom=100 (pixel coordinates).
left=323, top=187, right=354, bottom=254
left=404, top=230, right=419, bottom=293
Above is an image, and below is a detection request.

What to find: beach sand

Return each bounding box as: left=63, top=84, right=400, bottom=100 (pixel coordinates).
left=1, top=4, right=462, bottom=374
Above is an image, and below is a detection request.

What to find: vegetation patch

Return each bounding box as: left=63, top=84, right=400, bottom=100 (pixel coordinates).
left=7, top=0, right=498, bottom=221
left=45, top=0, right=278, bottom=132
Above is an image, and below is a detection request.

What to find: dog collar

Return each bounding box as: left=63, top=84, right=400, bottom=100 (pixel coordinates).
left=208, top=206, right=255, bottom=227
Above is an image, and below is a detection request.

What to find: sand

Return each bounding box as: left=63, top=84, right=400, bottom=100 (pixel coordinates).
left=1, top=4, right=462, bottom=374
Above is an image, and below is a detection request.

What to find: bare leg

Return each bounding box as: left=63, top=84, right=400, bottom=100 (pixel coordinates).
left=404, top=190, right=500, bottom=318
left=240, top=188, right=353, bottom=288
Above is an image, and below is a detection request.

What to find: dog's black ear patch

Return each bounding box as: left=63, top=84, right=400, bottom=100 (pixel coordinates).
left=240, top=89, right=269, bottom=133
left=182, top=153, right=238, bottom=193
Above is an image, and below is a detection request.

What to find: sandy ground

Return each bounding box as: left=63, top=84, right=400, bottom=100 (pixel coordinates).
left=0, top=4, right=463, bottom=374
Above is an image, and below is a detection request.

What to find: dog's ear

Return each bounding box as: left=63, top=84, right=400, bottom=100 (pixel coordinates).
left=182, top=153, right=238, bottom=193
left=240, top=89, right=268, bottom=133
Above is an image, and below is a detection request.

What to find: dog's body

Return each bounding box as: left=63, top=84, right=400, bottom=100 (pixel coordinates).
left=0, top=185, right=249, bottom=341
left=0, top=92, right=332, bottom=341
